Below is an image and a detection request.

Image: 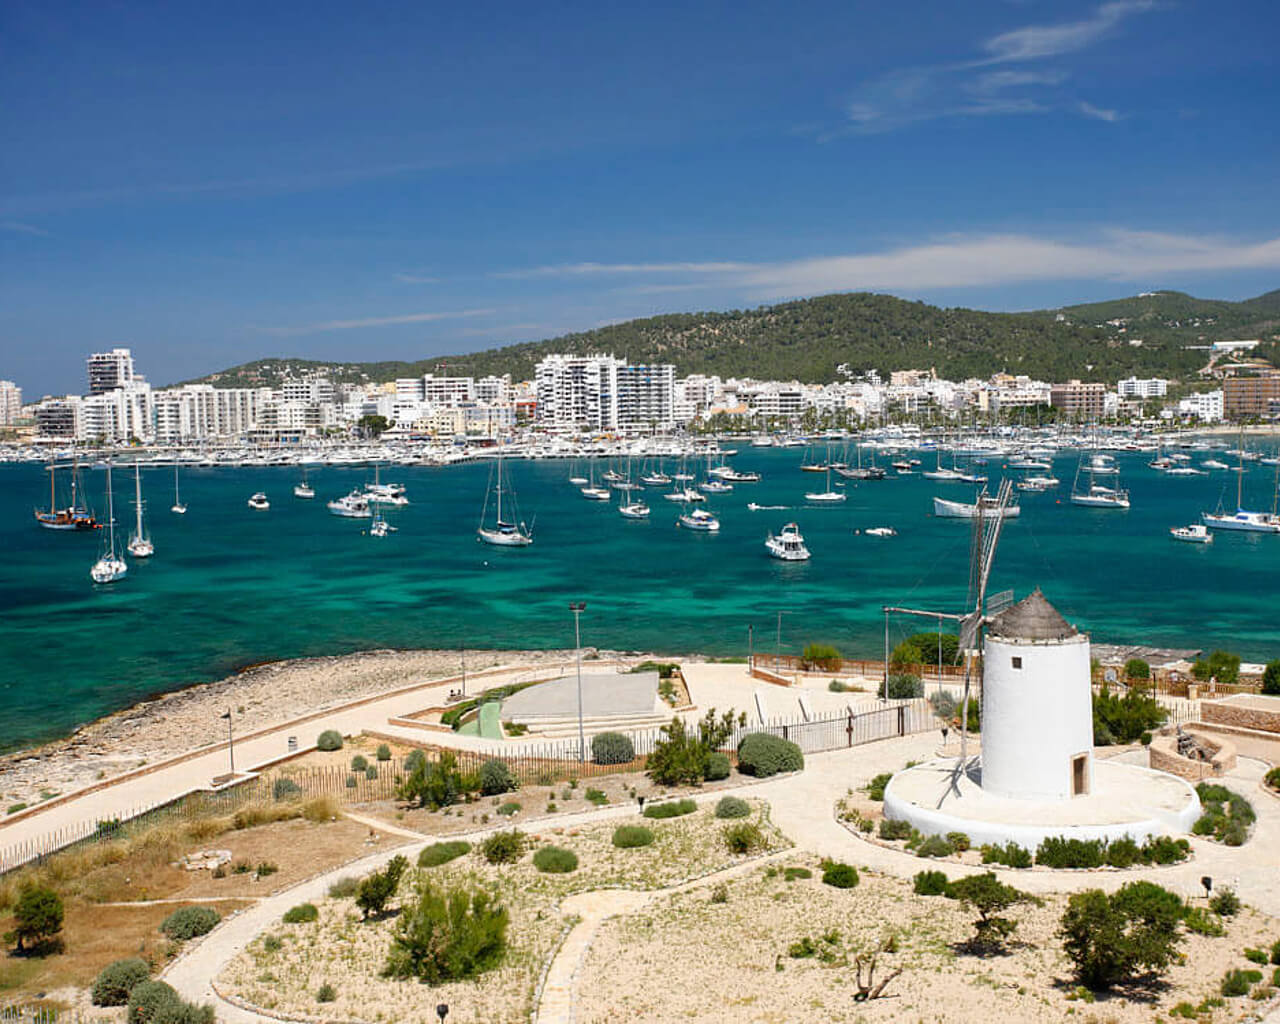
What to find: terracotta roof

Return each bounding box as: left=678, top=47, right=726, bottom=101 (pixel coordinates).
left=988, top=588, right=1077, bottom=641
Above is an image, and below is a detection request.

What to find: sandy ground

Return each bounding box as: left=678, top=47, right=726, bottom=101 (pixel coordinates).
left=0, top=647, right=671, bottom=809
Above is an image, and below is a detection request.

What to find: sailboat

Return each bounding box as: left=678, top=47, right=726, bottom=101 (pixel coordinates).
left=804, top=446, right=846, bottom=502
left=1070, top=451, right=1130, bottom=509
left=1202, top=432, right=1280, bottom=533
left=90, top=462, right=128, bottom=583
left=478, top=453, right=533, bottom=546
left=171, top=463, right=187, bottom=514
left=365, top=463, right=408, bottom=505
left=640, top=457, right=671, bottom=486
left=35, top=458, right=100, bottom=530
left=618, top=459, right=650, bottom=518
left=580, top=457, right=610, bottom=501
left=127, top=463, right=154, bottom=557
left=294, top=466, right=315, bottom=499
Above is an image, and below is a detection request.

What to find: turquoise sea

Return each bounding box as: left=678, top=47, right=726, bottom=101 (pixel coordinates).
left=1, top=447, right=1278, bottom=753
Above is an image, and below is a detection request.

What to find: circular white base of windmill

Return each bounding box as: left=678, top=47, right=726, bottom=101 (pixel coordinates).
left=882, top=758, right=1201, bottom=849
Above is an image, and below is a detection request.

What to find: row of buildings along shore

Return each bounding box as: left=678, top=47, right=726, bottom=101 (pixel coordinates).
left=4, top=348, right=1280, bottom=445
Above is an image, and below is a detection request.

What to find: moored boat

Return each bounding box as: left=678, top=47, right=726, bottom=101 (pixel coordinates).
left=765, top=522, right=810, bottom=560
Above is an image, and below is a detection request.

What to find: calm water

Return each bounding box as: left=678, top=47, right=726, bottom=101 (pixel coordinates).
left=1, top=447, right=1278, bottom=752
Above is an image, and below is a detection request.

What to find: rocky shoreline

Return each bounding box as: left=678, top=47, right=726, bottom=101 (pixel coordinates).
left=0, top=646, right=671, bottom=810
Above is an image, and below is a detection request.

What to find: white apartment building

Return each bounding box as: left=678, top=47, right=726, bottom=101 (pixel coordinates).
left=1178, top=390, right=1224, bottom=422
left=395, top=377, right=425, bottom=402
left=0, top=380, right=22, bottom=425
left=153, top=385, right=267, bottom=442
left=535, top=354, right=621, bottom=432
left=80, top=381, right=155, bottom=442
left=747, top=383, right=805, bottom=419
left=34, top=396, right=83, bottom=438
left=475, top=375, right=512, bottom=403
left=422, top=374, right=475, bottom=406
left=1117, top=377, right=1168, bottom=399
left=281, top=376, right=335, bottom=405
left=616, top=363, right=675, bottom=430
left=87, top=348, right=136, bottom=395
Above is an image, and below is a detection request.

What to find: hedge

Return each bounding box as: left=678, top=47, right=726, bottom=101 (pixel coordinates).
left=736, top=733, right=804, bottom=777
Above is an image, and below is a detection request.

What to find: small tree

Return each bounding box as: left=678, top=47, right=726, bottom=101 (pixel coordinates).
left=1124, top=658, right=1151, bottom=682
left=948, top=872, right=1038, bottom=953
left=385, top=880, right=509, bottom=983
left=399, top=751, right=464, bottom=809
left=356, top=855, right=408, bottom=920
left=1262, top=660, right=1280, bottom=697
left=1192, top=650, right=1241, bottom=686
left=4, top=885, right=63, bottom=953
left=478, top=759, right=516, bottom=796
left=801, top=643, right=841, bottom=671
left=1059, top=881, right=1184, bottom=989
left=879, top=673, right=923, bottom=699
left=647, top=708, right=744, bottom=786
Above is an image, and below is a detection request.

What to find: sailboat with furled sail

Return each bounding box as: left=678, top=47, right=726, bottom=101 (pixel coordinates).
left=127, top=462, right=154, bottom=557
left=90, top=461, right=128, bottom=583
left=1202, top=430, right=1280, bottom=533
left=478, top=452, right=533, bottom=546
left=35, top=457, right=100, bottom=531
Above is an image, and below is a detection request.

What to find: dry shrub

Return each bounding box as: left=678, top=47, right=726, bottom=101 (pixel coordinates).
left=303, top=795, right=341, bottom=822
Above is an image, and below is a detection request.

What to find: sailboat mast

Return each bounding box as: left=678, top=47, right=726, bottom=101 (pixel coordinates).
left=50, top=462, right=56, bottom=512
left=135, top=463, right=144, bottom=535
left=106, top=463, right=116, bottom=554
left=495, top=453, right=503, bottom=523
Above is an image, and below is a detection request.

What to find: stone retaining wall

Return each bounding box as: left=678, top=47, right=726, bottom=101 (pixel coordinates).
left=1202, top=696, right=1280, bottom=735
left=1149, top=728, right=1236, bottom=781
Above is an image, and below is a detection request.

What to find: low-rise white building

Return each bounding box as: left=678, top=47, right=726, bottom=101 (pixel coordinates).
left=1117, top=377, right=1168, bottom=399
left=1178, top=390, right=1224, bottom=422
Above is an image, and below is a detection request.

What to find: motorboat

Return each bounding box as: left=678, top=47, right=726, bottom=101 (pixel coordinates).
left=641, top=472, right=671, bottom=486
left=747, top=503, right=788, bottom=511
left=700, top=479, right=732, bottom=494
left=678, top=508, right=720, bottom=532
left=1203, top=459, right=1229, bottom=471
left=1201, top=507, right=1280, bottom=533
left=327, top=491, right=372, bottom=518
left=864, top=527, right=897, bottom=537
left=664, top=487, right=705, bottom=503
left=294, top=481, right=316, bottom=499
left=247, top=492, right=270, bottom=510
left=765, top=522, right=810, bottom=561
left=1170, top=523, right=1212, bottom=544
left=581, top=486, right=611, bottom=500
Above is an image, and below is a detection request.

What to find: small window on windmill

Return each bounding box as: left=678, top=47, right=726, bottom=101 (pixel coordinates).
left=1011, top=656, right=1023, bottom=670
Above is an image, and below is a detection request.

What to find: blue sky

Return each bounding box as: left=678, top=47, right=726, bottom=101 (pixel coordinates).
left=2, top=0, right=1278, bottom=396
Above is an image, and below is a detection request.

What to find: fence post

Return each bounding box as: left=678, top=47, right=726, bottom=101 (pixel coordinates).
left=897, top=704, right=905, bottom=737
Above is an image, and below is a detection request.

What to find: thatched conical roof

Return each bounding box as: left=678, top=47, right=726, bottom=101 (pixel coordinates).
left=988, top=588, right=1077, bottom=641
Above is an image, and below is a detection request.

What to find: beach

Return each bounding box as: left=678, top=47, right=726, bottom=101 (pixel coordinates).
left=0, top=646, right=647, bottom=810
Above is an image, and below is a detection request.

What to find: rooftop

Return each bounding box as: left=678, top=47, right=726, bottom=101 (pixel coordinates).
left=987, top=588, right=1078, bottom=642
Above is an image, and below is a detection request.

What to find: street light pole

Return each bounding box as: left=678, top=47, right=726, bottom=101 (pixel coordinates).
left=569, top=602, right=587, bottom=763
left=220, top=708, right=234, bottom=776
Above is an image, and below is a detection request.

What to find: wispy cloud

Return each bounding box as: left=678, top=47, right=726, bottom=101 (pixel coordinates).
left=393, top=272, right=441, bottom=284
left=500, top=230, right=1280, bottom=299
left=251, top=308, right=495, bottom=338
left=833, top=1, right=1156, bottom=134
left=0, top=220, right=50, bottom=236
left=982, top=1, right=1154, bottom=62
left=1079, top=101, right=1122, bottom=122
left=492, top=261, right=752, bottom=280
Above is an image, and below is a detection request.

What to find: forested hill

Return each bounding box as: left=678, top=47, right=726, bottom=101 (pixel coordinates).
left=188, top=289, right=1280, bottom=389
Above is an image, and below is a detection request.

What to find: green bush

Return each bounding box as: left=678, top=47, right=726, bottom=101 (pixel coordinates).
left=92, top=958, right=151, bottom=1006
left=878, top=673, right=923, bottom=699
left=950, top=873, right=1040, bottom=952
left=351, top=754, right=368, bottom=771
left=1192, top=650, right=1241, bottom=686
left=801, top=643, right=841, bottom=671
left=316, top=983, right=336, bottom=1003
left=1221, top=969, right=1262, bottom=998
left=1141, top=835, right=1190, bottom=865
left=1261, top=659, right=1280, bottom=696
left=317, top=730, right=343, bottom=751
left=365, top=765, right=378, bottom=780
left=532, top=846, right=579, bottom=873
left=1266, top=766, right=1280, bottom=791
left=914, top=870, right=952, bottom=896
left=1124, top=658, right=1151, bottom=680
left=1271, top=939, right=1280, bottom=964
left=584, top=787, right=608, bottom=806
left=865, top=772, right=892, bottom=801
left=704, top=751, right=731, bottom=781
left=1209, top=889, right=1241, bottom=916
left=916, top=834, right=954, bottom=858
left=945, top=831, right=970, bottom=853
left=327, top=876, right=358, bottom=898
left=714, top=796, right=750, bottom=819
left=1195, top=784, right=1254, bottom=846
left=356, top=855, right=408, bottom=920
left=1181, top=906, right=1226, bottom=937
left=376, top=743, right=392, bottom=761
left=1105, top=836, right=1141, bottom=868
left=419, top=841, right=471, bottom=867
left=1092, top=688, right=1166, bottom=745
left=1059, top=882, right=1185, bottom=990
left=5, top=884, right=63, bottom=952
left=736, top=733, right=804, bottom=777
left=125, top=980, right=215, bottom=1024
left=1036, top=836, right=1105, bottom=869
left=631, top=660, right=679, bottom=678
left=479, top=758, right=517, bottom=796
left=399, top=750, right=465, bottom=810
left=647, top=709, right=742, bottom=786
left=891, top=632, right=959, bottom=667
left=828, top=679, right=849, bottom=693
left=783, top=866, right=812, bottom=881
left=723, top=822, right=766, bottom=854
left=480, top=830, right=527, bottom=864
left=404, top=749, right=426, bottom=775
left=272, top=777, right=302, bottom=800
left=283, top=903, right=318, bottom=924
left=159, top=905, right=220, bottom=941
left=980, top=842, right=1032, bottom=869
left=879, top=819, right=912, bottom=841
left=821, top=861, right=859, bottom=888
left=644, top=798, right=696, bottom=819
left=345, top=773, right=358, bottom=789
left=1245, top=947, right=1269, bottom=965
left=497, top=801, right=521, bottom=817
left=263, top=934, right=282, bottom=952
left=612, top=825, right=654, bottom=849
left=385, top=880, right=509, bottom=983
left=591, top=731, right=636, bottom=765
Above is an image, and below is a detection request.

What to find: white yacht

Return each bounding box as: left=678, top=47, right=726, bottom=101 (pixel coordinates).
left=1170, top=523, right=1212, bottom=544
left=1201, top=439, right=1279, bottom=533
left=864, top=526, right=897, bottom=537
left=90, top=462, right=128, bottom=584
left=678, top=508, right=720, bottom=532
left=1070, top=453, right=1129, bottom=509
left=369, top=513, right=396, bottom=538
left=327, top=490, right=372, bottom=518
left=170, top=464, right=187, bottom=514
left=247, top=492, right=270, bottom=510
left=765, top=522, right=810, bottom=561
left=804, top=461, right=845, bottom=503
left=365, top=465, right=408, bottom=505
left=933, top=495, right=1021, bottom=519
left=618, top=498, right=650, bottom=519
left=700, top=479, right=732, bottom=494
left=664, top=487, right=705, bottom=503
left=478, top=453, right=533, bottom=546
left=580, top=458, right=611, bottom=500
left=126, top=462, right=154, bottom=558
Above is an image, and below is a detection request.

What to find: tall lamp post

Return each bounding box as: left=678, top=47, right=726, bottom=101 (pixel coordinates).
left=775, top=610, right=790, bottom=670
left=569, top=601, right=587, bottom=763
left=220, top=708, right=235, bottom=777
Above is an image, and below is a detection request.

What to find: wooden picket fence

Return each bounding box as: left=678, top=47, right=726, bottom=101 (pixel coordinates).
left=0, top=700, right=935, bottom=875
left=753, top=653, right=965, bottom=680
